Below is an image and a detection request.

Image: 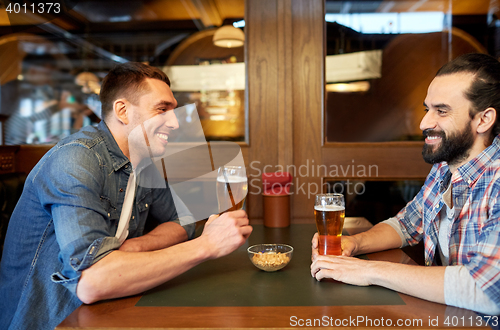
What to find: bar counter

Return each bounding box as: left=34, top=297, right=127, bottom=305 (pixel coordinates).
left=56, top=218, right=494, bottom=329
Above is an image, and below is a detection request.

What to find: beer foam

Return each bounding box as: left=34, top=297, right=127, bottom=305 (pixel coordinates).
left=216, top=176, right=247, bottom=183
left=314, top=205, right=345, bottom=212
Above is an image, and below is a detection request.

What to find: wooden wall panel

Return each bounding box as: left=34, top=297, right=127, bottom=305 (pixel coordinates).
left=277, top=0, right=293, bottom=168
left=291, top=0, right=324, bottom=221
left=246, top=0, right=280, bottom=220
left=16, top=145, right=52, bottom=174
left=246, top=0, right=324, bottom=222
left=322, top=142, right=432, bottom=180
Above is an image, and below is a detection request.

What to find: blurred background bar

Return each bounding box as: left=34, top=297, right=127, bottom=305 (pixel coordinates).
left=0, top=1, right=497, bottom=255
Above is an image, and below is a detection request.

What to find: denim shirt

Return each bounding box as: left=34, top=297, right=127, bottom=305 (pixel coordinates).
left=0, top=121, right=195, bottom=330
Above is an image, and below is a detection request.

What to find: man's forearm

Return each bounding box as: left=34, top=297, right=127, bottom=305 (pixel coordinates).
left=312, top=255, right=445, bottom=304
left=353, top=222, right=403, bottom=255
left=369, top=261, right=446, bottom=304
left=77, top=235, right=211, bottom=304
left=77, top=211, right=252, bottom=305
left=119, top=222, right=189, bottom=252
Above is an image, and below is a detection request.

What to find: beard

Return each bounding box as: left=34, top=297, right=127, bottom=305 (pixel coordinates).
left=422, top=122, right=475, bottom=165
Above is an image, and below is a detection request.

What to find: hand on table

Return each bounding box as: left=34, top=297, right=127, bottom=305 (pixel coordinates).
left=200, top=210, right=253, bottom=259
left=311, top=231, right=375, bottom=286
left=310, top=254, right=375, bottom=286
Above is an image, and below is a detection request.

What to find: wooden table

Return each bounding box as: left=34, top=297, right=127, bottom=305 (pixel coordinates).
left=57, top=218, right=495, bottom=329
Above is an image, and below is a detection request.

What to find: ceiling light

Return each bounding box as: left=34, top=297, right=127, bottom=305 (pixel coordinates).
left=326, top=50, right=382, bottom=83
left=326, top=81, right=370, bottom=93
left=213, top=25, right=244, bottom=48
left=164, top=63, right=245, bottom=91
left=75, top=71, right=100, bottom=94
left=75, top=71, right=98, bottom=86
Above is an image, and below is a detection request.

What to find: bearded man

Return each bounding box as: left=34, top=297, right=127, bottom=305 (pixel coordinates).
left=311, top=53, right=500, bottom=315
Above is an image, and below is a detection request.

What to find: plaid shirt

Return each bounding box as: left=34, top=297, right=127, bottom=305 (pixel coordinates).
left=397, top=135, right=500, bottom=306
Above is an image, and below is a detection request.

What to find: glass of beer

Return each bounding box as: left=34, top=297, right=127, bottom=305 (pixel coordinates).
left=314, top=193, right=345, bottom=255
left=216, top=165, right=248, bottom=213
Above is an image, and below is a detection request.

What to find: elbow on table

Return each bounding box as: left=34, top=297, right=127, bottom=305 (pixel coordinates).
left=77, top=279, right=102, bottom=304
left=474, top=301, right=500, bottom=316
left=76, top=271, right=109, bottom=304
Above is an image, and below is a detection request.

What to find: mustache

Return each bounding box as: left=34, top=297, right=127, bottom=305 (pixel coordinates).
left=423, top=129, right=445, bottom=139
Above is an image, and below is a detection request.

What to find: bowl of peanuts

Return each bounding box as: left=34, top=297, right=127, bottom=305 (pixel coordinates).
left=247, top=244, right=293, bottom=272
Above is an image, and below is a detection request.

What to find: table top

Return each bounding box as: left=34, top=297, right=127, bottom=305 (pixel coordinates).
left=57, top=218, right=493, bottom=329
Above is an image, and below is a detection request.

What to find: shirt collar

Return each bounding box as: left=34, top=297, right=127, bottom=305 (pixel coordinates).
left=441, top=134, right=500, bottom=187
left=437, top=164, right=451, bottom=193
left=97, top=121, right=131, bottom=172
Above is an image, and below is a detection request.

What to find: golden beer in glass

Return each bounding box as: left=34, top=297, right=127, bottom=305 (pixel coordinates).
left=216, top=165, right=248, bottom=213
left=314, top=193, right=345, bottom=255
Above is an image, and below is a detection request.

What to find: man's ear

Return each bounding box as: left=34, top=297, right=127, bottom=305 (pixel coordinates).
left=113, top=99, right=128, bottom=125
left=476, top=107, right=497, bottom=134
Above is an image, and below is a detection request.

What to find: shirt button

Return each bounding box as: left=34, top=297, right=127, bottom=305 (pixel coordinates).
left=132, top=216, right=135, bottom=219
left=107, top=213, right=110, bottom=217
left=145, top=204, right=148, bottom=208
left=125, top=165, right=129, bottom=169
left=119, top=188, right=124, bottom=192
left=467, top=179, right=471, bottom=184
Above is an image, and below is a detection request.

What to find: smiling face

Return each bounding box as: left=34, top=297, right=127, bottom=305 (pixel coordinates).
left=420, top=72, right=477, bottom=167
left=126, top=78, right=179, bottom=166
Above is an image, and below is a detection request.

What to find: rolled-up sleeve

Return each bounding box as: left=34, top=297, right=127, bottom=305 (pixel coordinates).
left=380, top=217, right=407, bottom=248
left=51, top=236, right=121, bottom=293
left=444, top=265, right=500, bottom=315
left=462, top=193, right=500, bottom=307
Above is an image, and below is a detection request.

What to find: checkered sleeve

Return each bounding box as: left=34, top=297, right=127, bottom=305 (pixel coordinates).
left=464, top=179, right=500, bottom=307
left=395, top=164, right=441, bottom=246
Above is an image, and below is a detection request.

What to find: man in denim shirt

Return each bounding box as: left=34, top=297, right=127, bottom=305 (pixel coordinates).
left=311, top=53, right=500, bottom=314
left=0, top=62, right=253, bottom=330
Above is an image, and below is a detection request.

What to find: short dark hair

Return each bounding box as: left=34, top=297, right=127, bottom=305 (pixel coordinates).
left=436, top=53, right=500, bottom=139
left=100, top=62, right=170, bottom=121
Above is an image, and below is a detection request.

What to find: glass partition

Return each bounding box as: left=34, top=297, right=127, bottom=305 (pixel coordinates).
left=0, top=1, right=246, bottom=145
left=325, top=0, right=497, bottom=143
left=163, top=28, right=246, bottom=142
